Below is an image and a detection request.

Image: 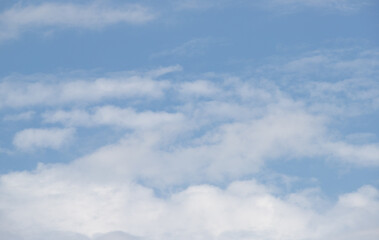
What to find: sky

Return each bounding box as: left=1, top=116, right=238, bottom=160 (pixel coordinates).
left=0, top=0, right=379, bottom=239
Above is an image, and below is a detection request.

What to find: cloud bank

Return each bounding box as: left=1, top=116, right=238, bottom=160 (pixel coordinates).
left=1, top=169, right=378, bottom=240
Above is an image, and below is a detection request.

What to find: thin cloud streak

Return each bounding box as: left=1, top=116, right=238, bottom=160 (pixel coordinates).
left=0, top=2, right=155, bottom=41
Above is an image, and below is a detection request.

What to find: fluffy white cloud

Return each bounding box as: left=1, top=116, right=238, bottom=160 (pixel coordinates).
left=13, top=128, right=75, bottom=151
left=0, top=166, right=378, bottom=240
left=0, top=2, right=155, bottom=41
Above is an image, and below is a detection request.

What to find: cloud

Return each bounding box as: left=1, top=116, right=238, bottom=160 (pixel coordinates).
left=62, top=100, right=377, bottom=188
left=0, top=1, right=155, bottom=41
left=13, top=128, right=75, bottom=151
left=326, top=142, right=379, bottom=166
left=2, top=49, right=379, bottom=175
left=2, top=54, right=369, bottom=185
left=0, top=66, right=179, bottom=108
left=1, top=47, right=379, bottom=239
left=151, top=38, right=215, bottom=59
left=0, top=167, right=378, bottom=240
left=43, top=106, right=185, bottom=131
left=0, top=0, right=370, bottom=43
left=256, top=47, right=379, bottom=116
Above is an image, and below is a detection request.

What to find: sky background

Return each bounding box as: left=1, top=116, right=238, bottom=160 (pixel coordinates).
left=0, top=0, right=379, bottom=240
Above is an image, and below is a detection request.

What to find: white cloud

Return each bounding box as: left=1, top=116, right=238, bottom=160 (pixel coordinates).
left=65, top=102, right=378, bottom=188
left=326, top=142, right=379, bottom=166
left=179, top=80, right=221, bottom=97
left=26, top=63, right=375, bottom=185
left=0, top=167, right=378, bottom=240
left=0, top=2, right=155, bottom=41
left=2, top=49, right=379, bottom=173
left=0, top=68, right=175, bottom=108
left=43, top=106, right=185, bottom=131
left=13, top=128, right=75, bottom=151
left=144, top=65, right=183, bottom=78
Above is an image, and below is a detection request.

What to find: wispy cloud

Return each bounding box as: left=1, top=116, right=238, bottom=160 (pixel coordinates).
left=13, top=127, right=75, bottom=151
left=43, top=106, right=185, bottom=131
left=151, top=38, right=216, bottom=59
left=0, top=66, right=180, bottom=108
left=256, top=47, right=379, bottom=116
left=0, top=1, right=155, bottom=41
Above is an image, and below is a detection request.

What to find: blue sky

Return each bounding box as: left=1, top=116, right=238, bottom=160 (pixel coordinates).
left=0, top=1, right=379, bottom=239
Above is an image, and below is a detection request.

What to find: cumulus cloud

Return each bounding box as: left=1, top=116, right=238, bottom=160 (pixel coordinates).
left=13, top=128, right=75, bottom=151
left=0, top=2, right=155, bottom=41
left=0, top=167, right=378, bottom=240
